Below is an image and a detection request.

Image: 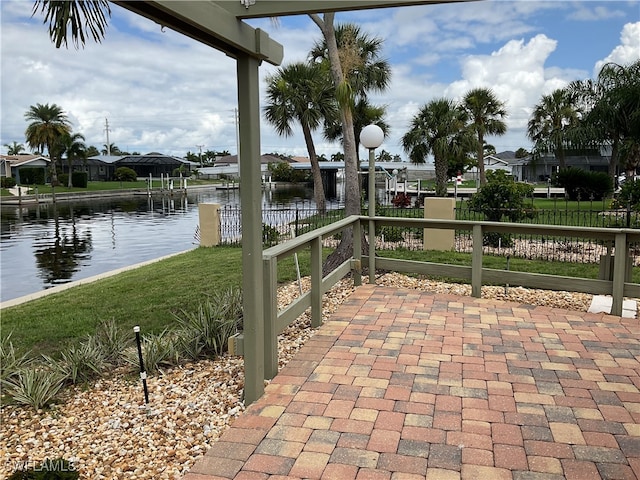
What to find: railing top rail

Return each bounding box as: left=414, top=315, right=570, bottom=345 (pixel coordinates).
left=263, top=215, right=360, bottom=260
left=366, top=216, right=640, bottom=240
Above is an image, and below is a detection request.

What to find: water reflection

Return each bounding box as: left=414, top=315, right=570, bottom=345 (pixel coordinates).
left=0, top=186, right=332, bottom=302
left=33, top=205, right=93, bottom=284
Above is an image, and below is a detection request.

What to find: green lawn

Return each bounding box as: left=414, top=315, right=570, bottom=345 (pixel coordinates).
left=2, top=246, right=313, bottom=356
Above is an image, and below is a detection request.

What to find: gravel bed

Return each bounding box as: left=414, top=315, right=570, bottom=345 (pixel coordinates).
left=0, top=274, right=600, bottom=479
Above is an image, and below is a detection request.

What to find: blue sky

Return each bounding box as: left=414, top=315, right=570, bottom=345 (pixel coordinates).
left=1, top=1, right=638, bottom=160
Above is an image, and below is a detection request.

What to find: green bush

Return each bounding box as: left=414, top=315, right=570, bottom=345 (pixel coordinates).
left=613, top=178, right=640, bottom=211
left=93, top=318, right=131, bottom=365
left=19, top=167, right=46, bottom=185
left=379, top=226, right=404, bottom=243
left=0, top=334, right=31, bottom=382
left=1, top=177, right=17, bottom=188
left=555, top=168, right=613, bottom=201
left=8, top=458, right=79, bottom=479
left=46, top=338, right=106, bottom=385
left=58, top=174, right=69, bottom=187
left=123, top=329, right=181, bottom=374
left=468, top=170, right=535, bottom=247
left=267, top=162, right=310, bottom=183
left=114, top=167, right=137, bottom=182
left=71, top=172, right=88, bottom=188
left=174, top=287, right=242, bottom=359
left=262, top=223, right=280, bottom=246
left=2, top=367, right=65, bottom=409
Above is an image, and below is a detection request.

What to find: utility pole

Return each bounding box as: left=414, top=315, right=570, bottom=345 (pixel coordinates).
left=104, top=118, right=111, bottom=156
left=197, top=144, right=204, bottom=167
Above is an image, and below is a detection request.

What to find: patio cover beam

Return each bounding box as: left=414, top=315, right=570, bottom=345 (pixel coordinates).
left=226, top=0, right=474, bottom=19
left=115, top=1, right=284, bottom=65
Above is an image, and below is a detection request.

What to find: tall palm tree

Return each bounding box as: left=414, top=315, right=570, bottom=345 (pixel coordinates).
left=56, top=132, right=87, bottom=187
left=527, top=88, right=581, bottom=171
left=461, top=88, right=508, bottom=185
left=402, top=99, right=473, bottom=197
left=309, top=19, right=391, bottom=218
left=568, top=60, right=640, bottom=179
left=309, top=16, right=391, bottom=272
left=324, top=98, right=390, bottom=163
left=32, top=0, right=110, bottom=49
left=264, top=61, right=337, bottom=213
left=4, top=141, right=26, bottom=155
left=24, top=103, right=72, bottom=185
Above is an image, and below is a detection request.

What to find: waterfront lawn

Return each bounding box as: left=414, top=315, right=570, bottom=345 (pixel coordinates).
left=2, top=246, right=314, bottom=357
left=0, top=179, right=220, bottom=195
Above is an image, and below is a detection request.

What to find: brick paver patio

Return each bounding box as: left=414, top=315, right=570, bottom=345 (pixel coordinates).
left=183, top=285, right=640, bottom=480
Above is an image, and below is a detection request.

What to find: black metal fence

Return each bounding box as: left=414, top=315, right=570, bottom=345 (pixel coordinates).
left=218, top=202, right=640, bottom=265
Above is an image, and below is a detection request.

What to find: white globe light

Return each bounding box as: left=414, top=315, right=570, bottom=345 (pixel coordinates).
left=360, top=124, right=384, bottom=149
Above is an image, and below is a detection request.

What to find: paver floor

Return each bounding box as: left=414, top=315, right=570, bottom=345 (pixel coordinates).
left=183, top=285, right=640, bottom=480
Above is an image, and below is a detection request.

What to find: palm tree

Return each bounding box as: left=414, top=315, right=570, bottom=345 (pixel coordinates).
left=309, top=19, right=391, bottom=218
left=309, top=16, right=391, bottom=272
left=568, top=60, right=640, bottom=179
left=24, top=103, right=72, bottom=185
left=56, top=132, right=87, bottom=187
left=101, top=143, right=122, bottom=156
left=264, top=61, right=337, bottom=213
left=527, top=88, right=581, bottom=171
left=324, top=98, right=390, bottom=163
left=461, top=88, right=508, bottom=185
left=32, top=0, right=110, bottom=49
left=4, top=141, right=26, bottom=155
left=402, top=99, right=473, bottom=197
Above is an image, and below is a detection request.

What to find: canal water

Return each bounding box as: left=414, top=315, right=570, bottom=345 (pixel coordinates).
left=1, top=186, right=334, bottom=303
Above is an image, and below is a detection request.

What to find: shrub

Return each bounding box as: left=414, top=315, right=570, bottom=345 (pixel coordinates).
left=1, top=177, right=17, bottom=188
left=379, top=226, right=404, bottom=243
left=555, top=168, right=613, bottom=201
left=8, top=458, right=79, bottom=479
left=114, top=167, right=137, bottom=182
left=613, top=178, right=640, bottom=211
left=174, top=287, right=242, bottom=359
left=391, top=193, right=412, bottom=208
left=468, top=170, right=535, bottom=247
left=262, top=223, right=280, bottom=246
left=58, top=174, right=69, bottom=187
left=93, top=318, right=131, bottom=365
left=46, top=338, right=106, bottom=385
left=71, top=172, right=88, bottom=188
left=18, top=167, right=45, bottom=185
left=123, top=329, right=181, bottom=374
left=0, top=334, right=31, bottom=382
left=2, top=367, right=65, bottom=409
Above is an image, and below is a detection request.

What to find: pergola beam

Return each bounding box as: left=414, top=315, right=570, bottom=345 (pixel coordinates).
left=226, top=0, right=474, bottom=19
left=115, top=1, right=284, bottom=65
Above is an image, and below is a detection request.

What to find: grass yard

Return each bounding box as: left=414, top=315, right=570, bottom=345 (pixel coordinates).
left=1, top=246, right=315, bottom=357
left=0, top=179, right=220, bottom=196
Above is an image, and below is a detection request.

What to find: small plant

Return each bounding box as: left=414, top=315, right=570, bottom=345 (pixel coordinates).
left=174, top=287, right=242, bottom=359
left=0, top=333, right=31, bottom=382
left=391, top=193, right=412, bottom=208
left=1, top=176, right=17, bottom=188
left=114, top=167, right=137, bottom=182
left=123, top=329, right=181, bottom=374
left=262, top=223, right=280, bottom=246
left=379, top=226, right=404, bottom=243
left=93, top=318, right=131, bottom=365
left=2, top=367, right=65, bottom=409
left=8, top=458, right=79, bottom=479
left=46, top=338, right=106, bottom=385
left=613, top=178, right=640, bottom=211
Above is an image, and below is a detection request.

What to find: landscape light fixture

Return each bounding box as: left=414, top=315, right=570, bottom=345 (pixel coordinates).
left=360, top=124, right=384, bottom=284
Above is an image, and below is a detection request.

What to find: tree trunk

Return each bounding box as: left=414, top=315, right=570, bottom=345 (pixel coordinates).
left=68, top=159, right=73, bottom=187
left=609, top=138, right=620, bottom=181
left=477, top=133, right=486, bottom=185
left=310, top=13, right=365, bottom=275
left=301, top=122, right=326, bottom=214
left=435, top=155, right=448, bottom=197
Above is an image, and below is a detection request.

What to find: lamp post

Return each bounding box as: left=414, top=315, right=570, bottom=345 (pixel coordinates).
left=360, top=124, right=384, bottom=284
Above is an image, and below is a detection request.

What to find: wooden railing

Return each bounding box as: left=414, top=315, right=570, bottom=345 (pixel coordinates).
left=238, top=215, right=639, bottom=393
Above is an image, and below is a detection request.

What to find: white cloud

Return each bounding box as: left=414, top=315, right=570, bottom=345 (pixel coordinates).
left=594, top=21, right=640, bottom=75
